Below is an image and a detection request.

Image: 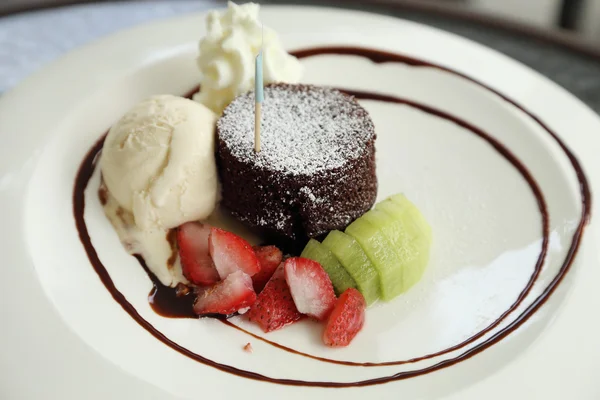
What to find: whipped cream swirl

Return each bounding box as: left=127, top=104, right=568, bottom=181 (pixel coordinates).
left=193, top=2, right=303, bottom=113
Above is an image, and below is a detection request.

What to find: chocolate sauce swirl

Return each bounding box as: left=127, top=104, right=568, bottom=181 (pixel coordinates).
left=73, top=47, right=591, bottom=387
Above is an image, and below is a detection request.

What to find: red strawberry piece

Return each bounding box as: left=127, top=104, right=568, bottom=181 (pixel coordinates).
left=209, top=228, right=261, bottom=279
left=193, top=271, right=257, bottom=316
left=323, top=288, right=366, bottom=347
left=177, top=222, right=219, bottom=285
left=252, top=245, right=283, bottom=293
left=283, top=257, right=337, bottom=321
left=247, top=264, right=302, bottom=332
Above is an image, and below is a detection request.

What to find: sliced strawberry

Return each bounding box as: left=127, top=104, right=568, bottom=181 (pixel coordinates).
left=283, top=257, right=337, bottom=321
left=193, top=271, right=256, bottom=315
left=247, top=264, right=302, bottom=332
left=323, top=288, right=366, bottom=347
left=177, top=222, right=219, bottom=285
left=209, top=228, right=261, bottom=279
left=252, top=245, right=283, bottom=293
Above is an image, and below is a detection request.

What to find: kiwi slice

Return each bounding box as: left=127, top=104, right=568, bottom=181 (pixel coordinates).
left=301, top=239, right=357, bottom=296
left=322, top=231, right=380, bottom=305
left=377, top=194, right=432, bottom=239
left=373, top=195, right=432, bottom=291
left=345, top=216, right=406, bottom=301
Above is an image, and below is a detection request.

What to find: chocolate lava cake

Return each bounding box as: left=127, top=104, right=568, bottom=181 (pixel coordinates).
left=216, top=83, right=377, bottom=241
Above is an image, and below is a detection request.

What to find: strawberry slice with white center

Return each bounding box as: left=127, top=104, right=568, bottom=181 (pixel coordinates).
left=283, top=257, right=337, bottom=321
left=193, top=271, right=257, bottom=315
left=177, top=222, right=219, bottom=285
left=252, top=245, right=283, bottom=293
left=209, top=228, right=261, bottom=279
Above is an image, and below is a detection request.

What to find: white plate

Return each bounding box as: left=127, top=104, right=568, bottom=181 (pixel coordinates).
left=1, top=6, right=600, bottom=400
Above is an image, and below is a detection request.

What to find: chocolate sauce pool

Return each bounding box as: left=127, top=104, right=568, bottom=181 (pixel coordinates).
left=73, top=47, right=591, bottom=387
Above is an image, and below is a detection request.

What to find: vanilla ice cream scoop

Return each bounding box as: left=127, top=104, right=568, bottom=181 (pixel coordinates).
left=193, top=1, right=303, bottom=113
left=101, top=95, right=218, bottom=231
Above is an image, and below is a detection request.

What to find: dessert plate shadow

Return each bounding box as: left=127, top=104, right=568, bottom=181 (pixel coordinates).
left=1, top=6, right=600, bottom=400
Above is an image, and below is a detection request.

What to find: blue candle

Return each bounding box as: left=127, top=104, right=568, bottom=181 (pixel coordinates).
left=254, top=49, right=263, bottom=153
left=255, top=50, right=264, bottom=103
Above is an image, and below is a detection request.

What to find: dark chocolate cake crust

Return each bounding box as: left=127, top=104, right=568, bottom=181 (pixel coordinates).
left=216, top=83, right=377, bottom=240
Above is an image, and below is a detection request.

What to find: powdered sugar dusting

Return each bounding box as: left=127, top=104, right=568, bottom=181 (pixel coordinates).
left=299, top=186, right=324, bottom=204
left=217, top=84, right=375, bottom=176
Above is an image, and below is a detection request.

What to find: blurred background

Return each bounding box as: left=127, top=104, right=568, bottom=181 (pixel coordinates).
left=1, top=0, right=599, bottom=40
left=2, top=0, right=600, bottom=104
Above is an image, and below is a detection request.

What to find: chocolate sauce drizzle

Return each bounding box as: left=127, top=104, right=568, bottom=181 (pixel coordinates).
left=73, top=47, right=591, bottom=387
